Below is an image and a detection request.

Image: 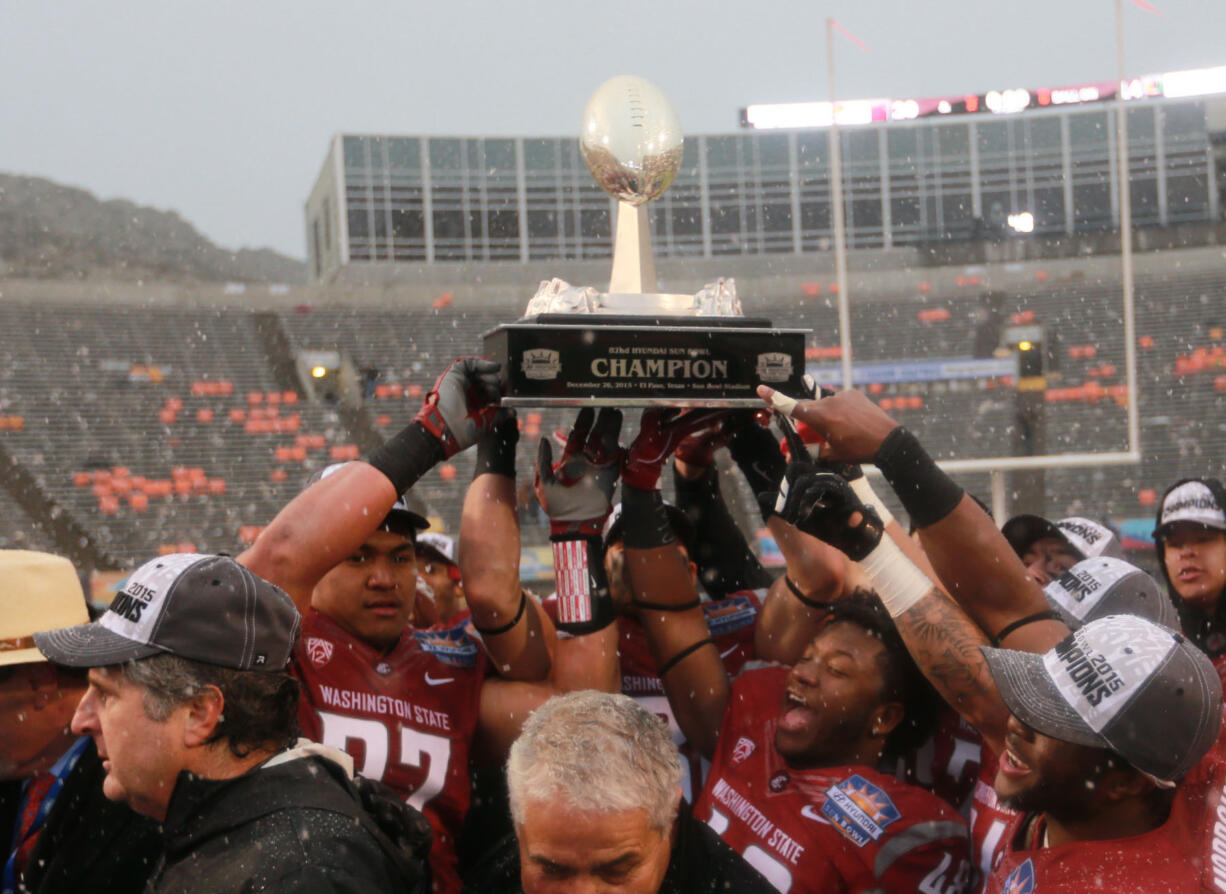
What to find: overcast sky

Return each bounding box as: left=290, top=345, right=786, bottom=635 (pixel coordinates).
left=2, top=0, right=1223, bottom=260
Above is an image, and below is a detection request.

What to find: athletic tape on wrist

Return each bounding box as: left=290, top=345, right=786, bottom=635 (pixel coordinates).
left=857, top=535, right=933, bottom=618
left=850, top=477, right=896, bottom=528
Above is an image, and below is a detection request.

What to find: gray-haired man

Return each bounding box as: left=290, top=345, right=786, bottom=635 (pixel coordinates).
left=497, top=691, right=774, bottom=894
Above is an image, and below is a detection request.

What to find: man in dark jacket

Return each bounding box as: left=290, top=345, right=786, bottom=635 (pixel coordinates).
left=32, top=552, right=430, bottom=894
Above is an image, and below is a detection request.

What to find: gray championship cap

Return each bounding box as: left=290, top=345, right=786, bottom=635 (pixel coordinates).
left=982, top=614, right=1222, bottom=785
left=1153, top=479, right=1226, bottom=539
left=1043, top=557, right=1179, bottom=631
left=35, top=553, right=300, bottom=671
left=1003, top=514, right=1124, bottom=561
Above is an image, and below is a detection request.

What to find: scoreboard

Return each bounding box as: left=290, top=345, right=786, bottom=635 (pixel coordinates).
left=740, top=64, right=1226, bottom=129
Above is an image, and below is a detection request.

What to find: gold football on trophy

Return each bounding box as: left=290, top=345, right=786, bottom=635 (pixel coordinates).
left=580, top=75, right=684, bottom=206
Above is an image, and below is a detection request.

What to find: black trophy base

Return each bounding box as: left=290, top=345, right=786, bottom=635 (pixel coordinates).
left=483, top=314, right=808, bottom=408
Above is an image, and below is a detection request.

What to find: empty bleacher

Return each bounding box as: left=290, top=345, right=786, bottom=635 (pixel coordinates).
left=0, top=258, right=1223, bottom=570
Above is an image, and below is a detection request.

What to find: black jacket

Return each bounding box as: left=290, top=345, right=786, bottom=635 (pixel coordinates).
left=2, top=739, right=161, bottom=894
left=148, top=751, right=430, bottom=894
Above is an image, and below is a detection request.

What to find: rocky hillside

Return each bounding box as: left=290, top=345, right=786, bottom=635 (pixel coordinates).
left=0, top=174, right=306, bottom=283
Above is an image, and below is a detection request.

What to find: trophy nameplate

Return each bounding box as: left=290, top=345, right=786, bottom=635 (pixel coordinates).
left=483, top=75, right=809, bottom=407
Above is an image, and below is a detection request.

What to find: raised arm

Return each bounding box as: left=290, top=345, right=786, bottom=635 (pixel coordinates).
left=461, top=409, right=556, bottom=681
left=473, top=409, right=624, bottom=762
left=671, top=412, right=773, bottom=599
left=761, top=386, right=1067, bottom=654
left=771, top=464, right=1016, bottom=752
left=622, top=409, right=732, bottom=760
left=242, top=358, right=502, bottom=612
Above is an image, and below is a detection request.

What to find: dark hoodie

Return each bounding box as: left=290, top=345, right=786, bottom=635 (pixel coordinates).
left=1152, top=476, right=1226, bottom=659
left=147, top=748, right=430, bottom=894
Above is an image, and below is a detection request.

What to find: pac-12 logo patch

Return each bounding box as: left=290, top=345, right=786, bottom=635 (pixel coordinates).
left=731, top=736, right=756, bottom=765
left=306, top=637, right=334, bottom=668
left=820, top=774, right=902, bottom=847
left=1002, top=858, right=1035, bottom=894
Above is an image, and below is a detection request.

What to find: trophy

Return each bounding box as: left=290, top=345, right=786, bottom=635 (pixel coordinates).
left=483, top=75, right=808, bottom=406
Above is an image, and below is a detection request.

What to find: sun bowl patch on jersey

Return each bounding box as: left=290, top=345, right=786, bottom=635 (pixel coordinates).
left=412, top=621, right=480, bottom=668
left=305, top=636, right=334, bottom=668
left=702, top=594, right=758, bottom=637
left=820, top=774, right=902, bottom=847
left=1002, top=858, right=1035, bottom=894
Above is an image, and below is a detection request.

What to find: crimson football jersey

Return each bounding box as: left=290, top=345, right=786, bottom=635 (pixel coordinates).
left=968, top=742, right=1020, bottom=890
left=545, top=589, right=762, bottom=801
left=696, top=666, right=972, bottom=893
left=293, top=609, right=486, bottom=894
left=895, top=708, right=985, bottom=813
left=985, top=746, right=1226, bottom=893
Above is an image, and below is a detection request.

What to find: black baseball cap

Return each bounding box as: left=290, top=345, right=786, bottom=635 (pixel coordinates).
left=1002, top=515, right=1123, bottom=561
left=35, top=554, right=300, bottom=671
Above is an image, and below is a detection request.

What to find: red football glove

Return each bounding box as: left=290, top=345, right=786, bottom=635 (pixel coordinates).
left=622, top=408, right=730, bottom=491
left=673, top=409, right=762, bottom=469
left=534, top=407, right=623, bottom=538
left=413, top=357, right=502, bottom=458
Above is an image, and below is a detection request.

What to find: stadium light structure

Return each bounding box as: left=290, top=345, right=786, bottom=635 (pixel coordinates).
left=1006, top=212, right=1035, bottom=234
left=858, top=9, right=1145, bottom=521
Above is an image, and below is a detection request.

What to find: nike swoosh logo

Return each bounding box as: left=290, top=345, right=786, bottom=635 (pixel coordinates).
left=719, top=645, right=739, bottom=659
left=425, top=673, right=455, bottom=685
left=800, top=805, right=830, bottom=824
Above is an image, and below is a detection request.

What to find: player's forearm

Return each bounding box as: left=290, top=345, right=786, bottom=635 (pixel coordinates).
left=240, top=462, right=398, bottom=609
left=754, top=519, right=846, bottom=664
left=916, top=494, right=1066, bottom=651
left=857, top=534, right=1010, bottom=751
left=623, top=486, right=729, bottom=758
left=462, top=473, right=552, bottom=680
left=673, top=463, right=771, bottom=597
left=552, top=623, right=620, bottom=694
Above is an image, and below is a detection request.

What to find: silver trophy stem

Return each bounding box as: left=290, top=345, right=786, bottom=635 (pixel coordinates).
left=608, top=200, right=657, bottom=295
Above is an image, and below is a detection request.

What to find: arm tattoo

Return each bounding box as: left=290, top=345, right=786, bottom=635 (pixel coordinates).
left=896, top=591, right=1007, bottom=730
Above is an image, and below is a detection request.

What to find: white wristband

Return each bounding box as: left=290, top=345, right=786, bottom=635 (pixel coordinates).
left=850, top=477, right=896, bottom=528
left=857, top=534, right=933, bottom=618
